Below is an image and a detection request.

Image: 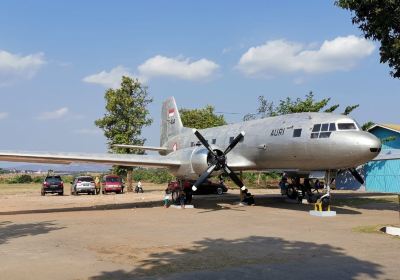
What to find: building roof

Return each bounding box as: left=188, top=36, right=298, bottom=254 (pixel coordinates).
left=368, top=124, right=400, bottom=134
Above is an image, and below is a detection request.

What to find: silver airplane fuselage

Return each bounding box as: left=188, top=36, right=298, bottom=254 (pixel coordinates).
left=164, top=112, right=381, bottom=179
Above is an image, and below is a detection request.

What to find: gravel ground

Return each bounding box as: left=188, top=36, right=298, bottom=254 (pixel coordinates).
left=0, top=185, right=399, bottom=280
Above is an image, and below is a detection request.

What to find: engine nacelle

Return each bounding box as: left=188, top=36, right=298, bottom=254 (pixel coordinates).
left=190, top=147, right=210, bottom=175
left=167, top=147, right=211, bottom=179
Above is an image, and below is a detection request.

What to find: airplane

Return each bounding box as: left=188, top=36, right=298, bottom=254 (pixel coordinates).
left=0, top=97, right=385, bottom=207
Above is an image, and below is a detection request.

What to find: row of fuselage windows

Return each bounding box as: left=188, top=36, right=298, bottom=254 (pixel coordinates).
left=311, top=122, right=336, bottom=139
left=188, top=122, right=357, bottom=146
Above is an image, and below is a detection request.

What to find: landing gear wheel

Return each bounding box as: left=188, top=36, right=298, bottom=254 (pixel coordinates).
left=286, top=185, right=298, bottom=200
left=321, top=197, right=330, bottom=211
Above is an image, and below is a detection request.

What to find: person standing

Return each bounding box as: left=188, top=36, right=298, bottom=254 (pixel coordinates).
left=95, top=176, right=100, bottom=195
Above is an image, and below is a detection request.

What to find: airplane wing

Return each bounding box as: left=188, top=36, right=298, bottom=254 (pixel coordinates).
left=372, top=149, right=400, bottom=161
left=0, top=150, right=181, bottom=168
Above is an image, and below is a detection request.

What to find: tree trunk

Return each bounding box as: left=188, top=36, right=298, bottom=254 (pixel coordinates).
left=127, top=169, right=133, bottom=192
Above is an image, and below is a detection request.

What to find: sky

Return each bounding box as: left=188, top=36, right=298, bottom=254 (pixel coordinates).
left=0, top=0, right=399, bottom=158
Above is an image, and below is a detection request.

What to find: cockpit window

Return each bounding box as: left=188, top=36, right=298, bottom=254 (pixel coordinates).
left=338, top=123, right=357, bottom=130
left=312, top=124, right=321, bottom=132
left=311, top=122, right=335, bottom=139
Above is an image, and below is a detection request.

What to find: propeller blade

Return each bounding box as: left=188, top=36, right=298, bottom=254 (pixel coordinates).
left=224, top=131, right=245, bottom=155
left=349, top=168, right=364, bottom=184
left=192, top=163, right=218, bottom=191
left=193, top=129, right=217, bottom=157
left=223, top=165, right=246, bottom=191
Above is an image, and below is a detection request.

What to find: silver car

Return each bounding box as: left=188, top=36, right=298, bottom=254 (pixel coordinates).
left=71, top=176, right=96, bottom=195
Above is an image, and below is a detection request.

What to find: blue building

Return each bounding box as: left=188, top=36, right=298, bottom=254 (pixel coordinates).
left=365, top=124, right=400, bottom=193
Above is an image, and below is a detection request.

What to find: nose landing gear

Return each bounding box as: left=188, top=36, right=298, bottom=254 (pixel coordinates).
left=310, top=170, right=336, bottom=217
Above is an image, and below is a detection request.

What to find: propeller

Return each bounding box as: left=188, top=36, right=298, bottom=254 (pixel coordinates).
left=192, top=129, right=246, bottom=192
left=348, top=168, right=365, bottom=185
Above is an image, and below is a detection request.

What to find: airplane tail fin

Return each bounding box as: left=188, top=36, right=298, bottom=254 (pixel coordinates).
left=160, top=97, right=183, bottom=146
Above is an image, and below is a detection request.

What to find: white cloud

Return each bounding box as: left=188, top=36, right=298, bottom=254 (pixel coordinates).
left=83, top=55, right=219, bottom=88
left=82, top=65, right=134, bottom=88
left=37, top=107, right=69, bottom=120
left=138, top=55, right=219, bottom=81
left=73, top=128, right=102, bottom=135
left=0, top=50, right=46, bottom=86
left=237, top=35, right=375, bottom=77
left=0, top=112, right=9, bottom=120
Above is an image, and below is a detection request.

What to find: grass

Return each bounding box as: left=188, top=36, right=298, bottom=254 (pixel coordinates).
left=0, top=183, right=41, bottom=195
left=333, top=196, right=399, bottom=207
left=352, top=224, right=385, bottom=234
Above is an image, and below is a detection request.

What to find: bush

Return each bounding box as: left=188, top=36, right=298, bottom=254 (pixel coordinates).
left=7, top=174, right=33, bottom=184
left=33, top=176, right=44, bottom=183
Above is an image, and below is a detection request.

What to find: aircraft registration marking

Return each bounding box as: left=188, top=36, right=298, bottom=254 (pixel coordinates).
left=270, top=128, right=285, bottom=136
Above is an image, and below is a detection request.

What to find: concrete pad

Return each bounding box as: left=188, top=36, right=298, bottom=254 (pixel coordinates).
left=382, top=226, right=400, bottom=237
left=170, top=204, right=194, bottom=209
left=309, top=210, right=337, bottom=217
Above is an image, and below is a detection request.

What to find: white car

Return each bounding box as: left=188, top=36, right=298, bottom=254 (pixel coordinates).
left=71, top=176, right=96, bottom=195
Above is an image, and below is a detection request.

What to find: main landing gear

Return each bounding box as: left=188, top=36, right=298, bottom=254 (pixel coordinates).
left=279, top=170, right=335, bottom=211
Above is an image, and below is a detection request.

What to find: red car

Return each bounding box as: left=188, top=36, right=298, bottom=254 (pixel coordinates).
left=101, top=175, right=124, bottom=194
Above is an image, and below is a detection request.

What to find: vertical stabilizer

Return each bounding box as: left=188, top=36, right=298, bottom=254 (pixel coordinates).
left=160, top=97, right=183, bottom=146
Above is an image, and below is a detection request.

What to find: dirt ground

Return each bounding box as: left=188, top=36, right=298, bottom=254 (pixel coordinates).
left=0, top=184, right=399, bottom=280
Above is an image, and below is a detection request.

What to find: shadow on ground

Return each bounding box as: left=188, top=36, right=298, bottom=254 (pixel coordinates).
left=0, top=221, right=64, bottom=245
left=89, top=235, right=383, bottom=280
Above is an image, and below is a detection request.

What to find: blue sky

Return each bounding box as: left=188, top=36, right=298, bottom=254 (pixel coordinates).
left=0, top=0, right=398, bottom=156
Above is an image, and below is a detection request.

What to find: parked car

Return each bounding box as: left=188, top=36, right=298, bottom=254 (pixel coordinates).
left=71, top=176, right=96, bottom=195
left=41, top=175, right=64, bottom=196
left=102, top=175, right=123, bottom=194
left=167, top=180, right=228, bottom=195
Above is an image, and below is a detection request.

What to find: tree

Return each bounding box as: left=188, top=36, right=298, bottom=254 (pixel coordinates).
left=336, top=0, right=400, bottom=78
left=361, top=121, right=375, bottom=131
left=180, top=105, right=226, bottom=129
left=243, top=92, right=359, bottom=120
left=95, top=76, right=153, bottom=191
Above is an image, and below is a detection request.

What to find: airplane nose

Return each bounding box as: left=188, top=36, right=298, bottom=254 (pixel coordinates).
left=359, top=132, right=382, bottom=157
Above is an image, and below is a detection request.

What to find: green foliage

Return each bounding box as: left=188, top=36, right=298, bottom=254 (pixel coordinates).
left=7, top=174, right=33, bottom=184
left=244, top=92, right=359, bottom=120
left=362, top=121, right=375, bottom=131
left=33, top=176, right=44, bottom=183
left=224, top=172, right=280, bottom=188
left=95, top=76, right=153, bottom=179
left=381, top=136, right=397, bottom=143
left=180, top=105, right=226, bottom=129
left=336, top=0, right=400, bottom=78
left=343, top=104, right=360, bottom=115
left=131, top=168, right=174, bottom=184
left=95, top=76, right=153, bottom=152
